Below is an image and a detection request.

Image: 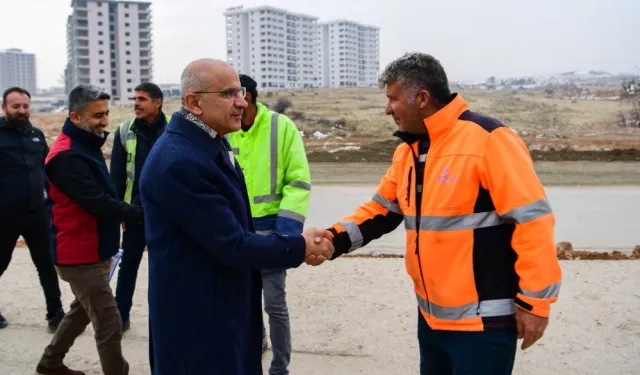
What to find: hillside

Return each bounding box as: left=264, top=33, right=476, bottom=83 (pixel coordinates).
left=29, top=87, right=640, bottom=162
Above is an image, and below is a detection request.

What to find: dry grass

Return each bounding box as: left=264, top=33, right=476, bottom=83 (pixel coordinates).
left=30, top=87, right=638, bottom=159
left=257, top=87, right=635, bottom=138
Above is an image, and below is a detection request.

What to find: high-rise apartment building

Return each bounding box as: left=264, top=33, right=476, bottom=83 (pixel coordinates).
left=318, top=20, right=380, bottom=88
left=0, top=48, right=37, bottom=95
left=65, top=0, right=153, bottom=100
left=223, top=6, right=380, bottom=90
left=224, top=5, right=319, bottom=90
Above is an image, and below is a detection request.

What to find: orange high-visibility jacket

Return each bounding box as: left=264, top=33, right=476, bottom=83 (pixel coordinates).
left=328, top=94, right=562, bottom=332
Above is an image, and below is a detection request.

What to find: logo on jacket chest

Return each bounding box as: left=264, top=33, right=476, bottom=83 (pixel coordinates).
left=436, top=167, right=457, bottom=184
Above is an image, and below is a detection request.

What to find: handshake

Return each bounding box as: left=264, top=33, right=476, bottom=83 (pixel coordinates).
left=301, top=227, right=334, bottom=266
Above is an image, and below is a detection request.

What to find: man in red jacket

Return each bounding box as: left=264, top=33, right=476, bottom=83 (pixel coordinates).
left=35, top=85, right=143, bottom=375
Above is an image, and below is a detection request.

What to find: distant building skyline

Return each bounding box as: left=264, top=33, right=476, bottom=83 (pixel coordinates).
left=65, top=0, right=153, bottom=101
left=223, top=5, right=380, bottom=90
left=0, top=48, right=37, bottom=96
left=317, top=19, right=379, bottom=88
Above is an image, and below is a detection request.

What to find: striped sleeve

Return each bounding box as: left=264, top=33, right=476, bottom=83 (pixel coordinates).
left=328, top=163, right=404, bottom=258
left=482, top=127, right=562, bottom=318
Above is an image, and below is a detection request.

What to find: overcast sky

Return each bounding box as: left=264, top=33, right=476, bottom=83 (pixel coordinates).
left=2, top=0, right=638, bottom=89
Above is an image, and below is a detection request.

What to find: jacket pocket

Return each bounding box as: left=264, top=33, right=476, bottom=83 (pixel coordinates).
left=406, top=167, right=413, bottom=207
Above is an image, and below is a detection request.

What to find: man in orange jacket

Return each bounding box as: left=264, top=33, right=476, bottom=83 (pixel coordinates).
left=323, top=53, right=562, bottom=374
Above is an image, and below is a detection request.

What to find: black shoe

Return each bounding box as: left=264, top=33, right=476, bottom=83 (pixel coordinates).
left=47, top=311, right=65, bottom=333
left=122, top=320, right=130, bottom=333
left=0, top=312, right=7, bottom=329
left=35, top=363, right=86, bottom=375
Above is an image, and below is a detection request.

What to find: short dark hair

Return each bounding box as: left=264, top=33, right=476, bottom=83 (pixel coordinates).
left=135, top=82, right=163, bottom=101
left=68, top=85, right=111, bottom=115
left=3, top=87, right=31, bottom=104
left=379, top=52, right=451, bottom=104
left=239, top=74, right=258, bottom=104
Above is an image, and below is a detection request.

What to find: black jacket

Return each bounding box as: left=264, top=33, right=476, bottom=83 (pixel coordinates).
left=0, top=117, right=49, bottom=220
left=46, top=119, right=144, bottom=264
left=110, top=112, right=168, bottom=207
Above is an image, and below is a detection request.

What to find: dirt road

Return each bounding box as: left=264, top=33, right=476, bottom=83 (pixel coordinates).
left=1, top=252, right=639, bottom=375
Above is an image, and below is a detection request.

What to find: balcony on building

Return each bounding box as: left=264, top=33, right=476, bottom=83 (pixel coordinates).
left=78, top=67, right=90, bottom=79
left=75, top=19, right=88, bottom=30
left=138, top=5, right=152, bottom=18
left=75, top=44, right=89, bottom=58
left=73, top=9, right=88, bottom=21
left=139, top=19, right=151, bottom=32
left=74, top=29, right=89, bottom=39
left=71, top=0, right=87, bottom=10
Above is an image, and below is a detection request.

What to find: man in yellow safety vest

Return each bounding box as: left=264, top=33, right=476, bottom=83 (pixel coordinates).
left=110, top=82, right=170, bottom=333
left=227, top=75, right=311, bottom=375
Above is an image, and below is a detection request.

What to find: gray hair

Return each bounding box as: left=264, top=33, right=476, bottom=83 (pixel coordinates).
left=67, top=84, right=111, bottom=114
left=180, top=71, right=209, bottom=97
left=379, top=52, right=451, bottom=103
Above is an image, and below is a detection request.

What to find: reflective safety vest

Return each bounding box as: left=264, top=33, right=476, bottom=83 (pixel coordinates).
left=328, top=94, right=562, bottom=332
left=226, top=102, right=311, bottom=231
left=118, top=114, right=171, bottom=203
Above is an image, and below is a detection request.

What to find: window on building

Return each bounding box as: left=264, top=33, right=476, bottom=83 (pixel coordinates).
left=125, top=13, right=129, bottom=18
left=127, top=69, right=132, bottom=74
left=98, top=21, right=103, bottom=26
left=98, top=40, right=103, bottom=45
left=99, top=69, right=105, bottom=73
left=125, top=22, right=130, bottom=27
left=98, top=31, right=103, bottom=35
left=125, top=41, right=130, bottom=46
left=125, top=32, right=130, bottom=37
left=99, top=50, right=104, bottom=55
left=126, top=60, right=131, bottom=65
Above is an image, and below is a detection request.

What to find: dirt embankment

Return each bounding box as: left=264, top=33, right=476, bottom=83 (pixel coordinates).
left=343, top=243, right=640, bottom=261
left=528, top=148, right=640, bottom=162
left=306, top=138, right=640, bottom=163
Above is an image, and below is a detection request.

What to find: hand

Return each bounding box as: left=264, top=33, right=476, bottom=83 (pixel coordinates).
left=516, top=307, right=549, bottom=350
left=313, top=229, right=334, bottom=244
left=302, top=227, right=334, bottom=266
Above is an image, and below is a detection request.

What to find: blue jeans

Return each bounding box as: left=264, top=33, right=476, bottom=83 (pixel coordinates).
left=262, top=270, right=291, bottom=375
left=418, top=309, right=517, bottom=375
left=115, top=224, right=147, bottom=323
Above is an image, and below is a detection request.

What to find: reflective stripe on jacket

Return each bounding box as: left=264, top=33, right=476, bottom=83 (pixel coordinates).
left=116, top=114, right=171, bottom=203
left=328, top=94, right=561, bottom=331
left=227, top=102, right=311, bottom=236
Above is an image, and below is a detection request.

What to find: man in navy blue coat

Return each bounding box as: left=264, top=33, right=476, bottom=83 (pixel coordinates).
left=139, top=58, right=334, bottom=375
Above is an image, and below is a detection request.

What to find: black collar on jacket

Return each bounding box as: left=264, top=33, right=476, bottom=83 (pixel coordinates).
left=62, top=117, right=108, bottom=150
left=0, top=116, right=34, bottom=133
left=130, top=110, right=167, bottom=135
left=166, top=111, right=240, bottom=181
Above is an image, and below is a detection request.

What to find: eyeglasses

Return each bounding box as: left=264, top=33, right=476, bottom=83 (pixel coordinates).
left=192, top=87, right=247, bottom=100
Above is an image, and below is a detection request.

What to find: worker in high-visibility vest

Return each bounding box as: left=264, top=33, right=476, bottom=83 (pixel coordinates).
left=227, top=74, right=311, bottom=375
left=110, top=82, right=170, bottom=333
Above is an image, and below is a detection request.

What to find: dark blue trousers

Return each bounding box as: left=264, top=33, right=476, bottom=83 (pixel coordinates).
left=418, top=309, right=517, bottom=375
left=114, top=224, right=147, bottom=323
